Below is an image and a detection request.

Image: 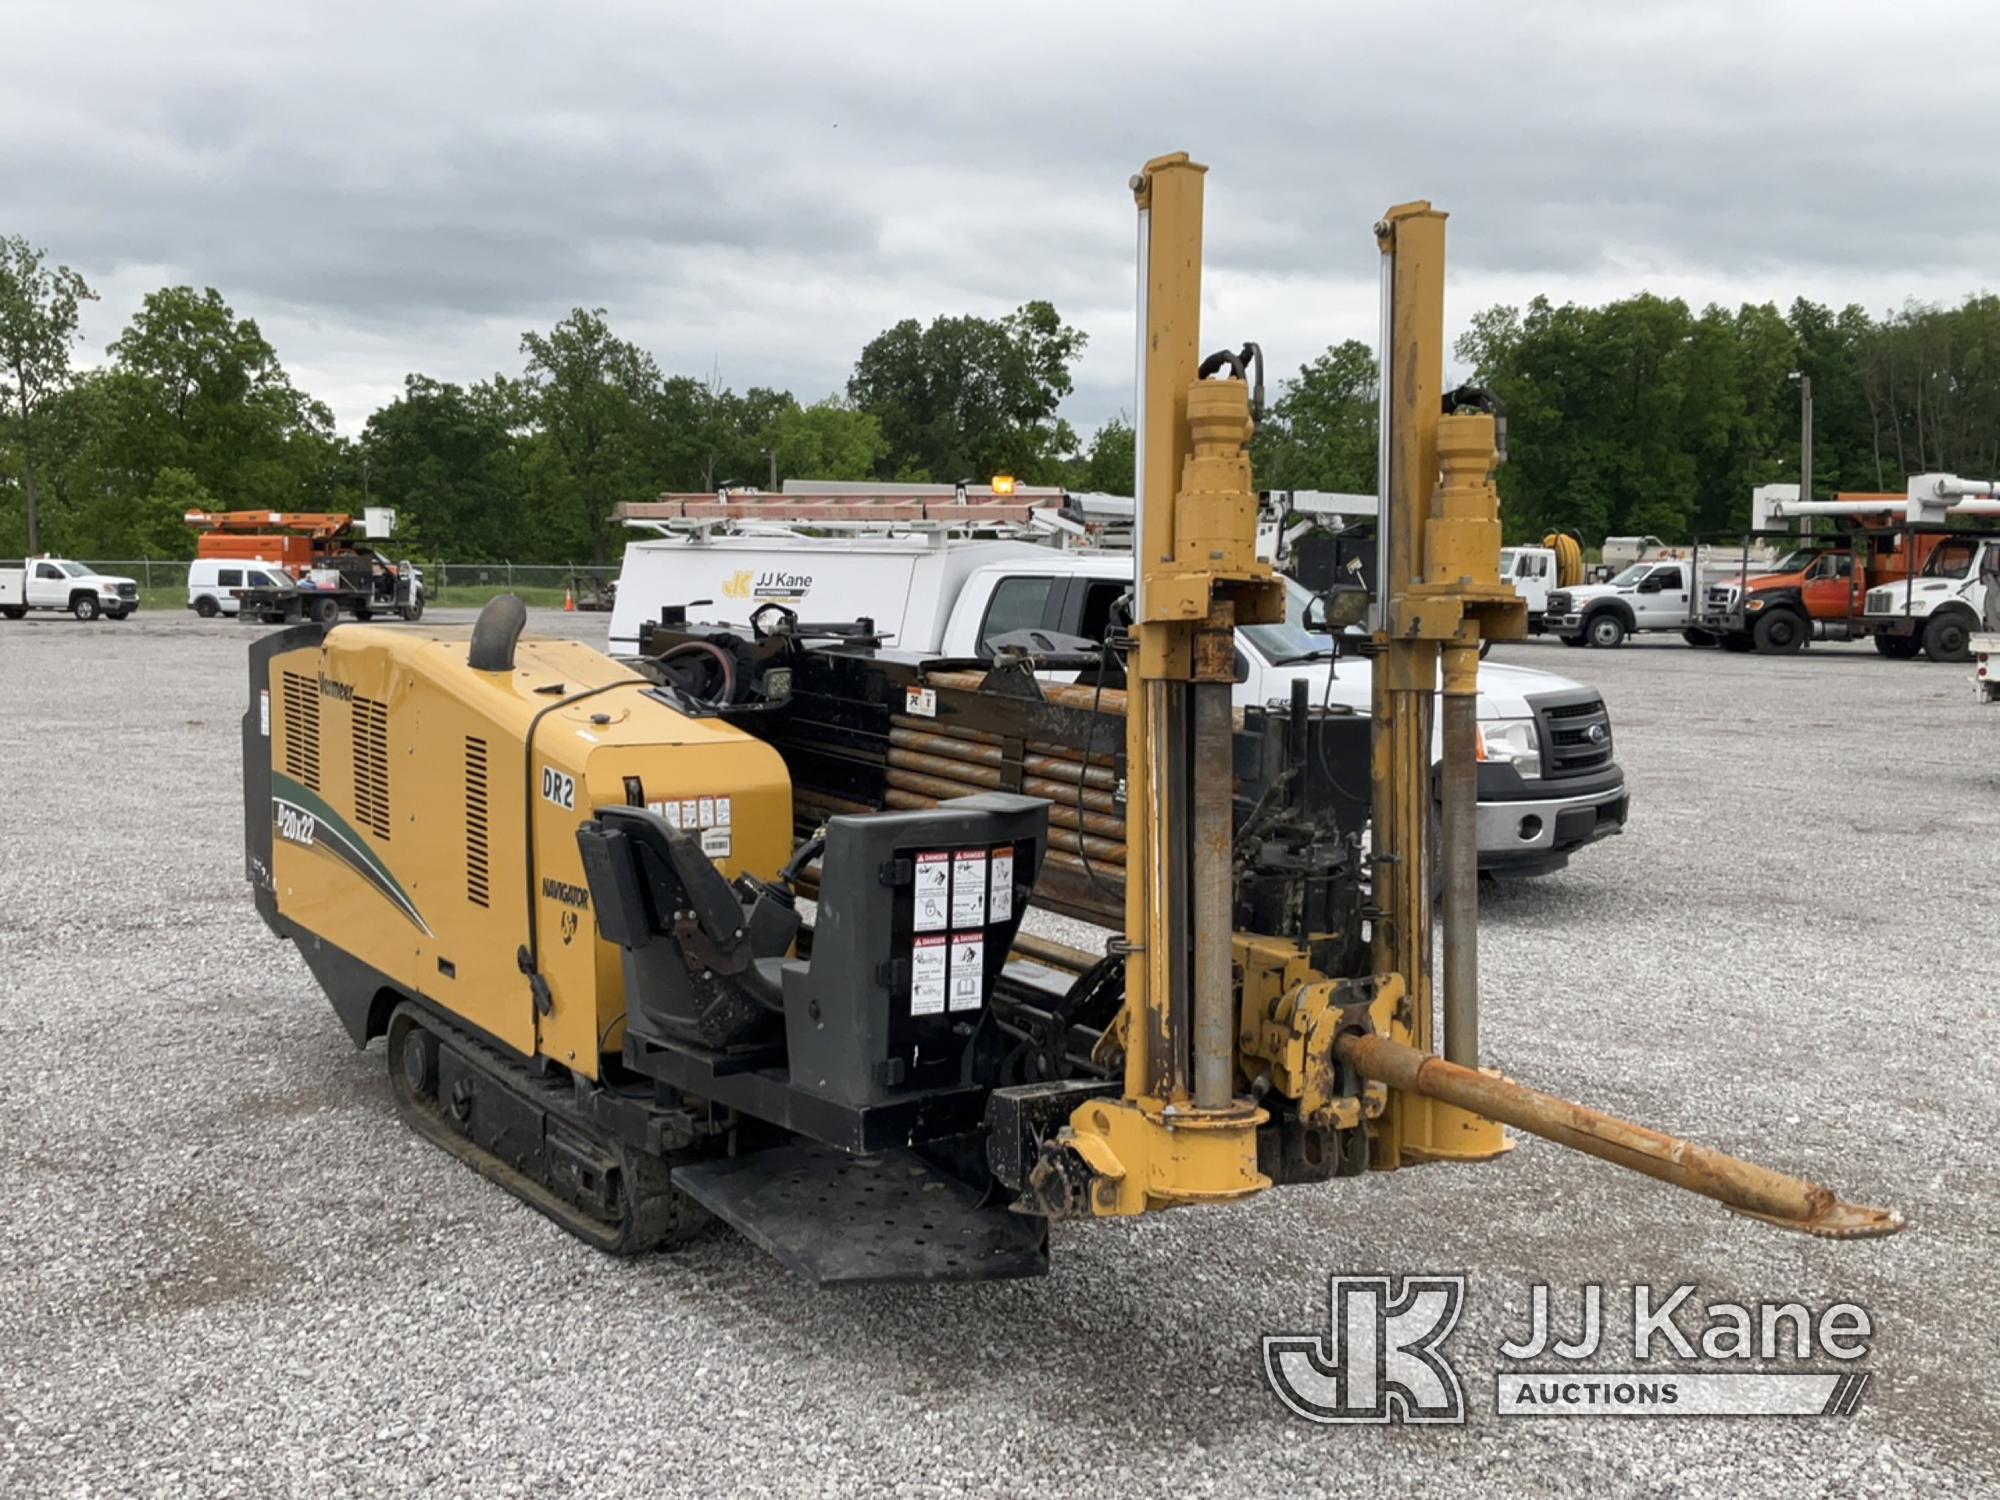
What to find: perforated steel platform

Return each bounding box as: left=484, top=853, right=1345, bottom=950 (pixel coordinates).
left=673, top=1143, right=1049, bottom=1284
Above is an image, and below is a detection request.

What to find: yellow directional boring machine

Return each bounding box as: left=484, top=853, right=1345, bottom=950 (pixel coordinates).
left=242, top=156, right=1902, bottom=1283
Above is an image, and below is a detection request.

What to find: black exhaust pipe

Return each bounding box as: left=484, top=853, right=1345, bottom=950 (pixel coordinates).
left=468, top=594, right=527, bottom=672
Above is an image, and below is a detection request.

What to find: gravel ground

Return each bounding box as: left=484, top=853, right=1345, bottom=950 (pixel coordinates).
left=2, top=607, right=1994, bottom=1498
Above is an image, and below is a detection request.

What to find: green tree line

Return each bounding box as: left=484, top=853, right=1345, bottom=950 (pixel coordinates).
left=4, top=228, right=1996, bottom=559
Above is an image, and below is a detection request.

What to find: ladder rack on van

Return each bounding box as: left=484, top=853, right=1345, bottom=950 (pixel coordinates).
left=613, top=489, right=1137, bottom=549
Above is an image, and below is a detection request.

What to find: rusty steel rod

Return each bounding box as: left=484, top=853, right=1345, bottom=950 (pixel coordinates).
left=1021, top=775, right=1122, bottom=817
left=885, top=767, right=999, bottom=802
left=888, top=727, right=1006, bottom=765
left=1024, top=753, right=1121, bottom=789
left=889, top=714, right=1007, bottom=745
left=886, top=725, right=1119, bottom=784
left=1337, top=1033, right=1906, bottom=1239
left=1007, top=930, right=1100, bottom=974
left=1041, top=848, right=1127, bottom=884
left=1028, top=741, right=1119, bottom=767
left=927, top=671, right=1130, bottom=716
left=1190, top=682, right=1236, bottom=1109
left=1440, top=643, right=1481, bottom=1067
left=890, top=749, right=1005, bottom=787
left=883, top=791, right=1126, bottom=864
left=884, top=766, right=1128, bottom=841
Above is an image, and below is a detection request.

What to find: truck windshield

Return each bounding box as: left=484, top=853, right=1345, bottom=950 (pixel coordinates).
left=1923, top=539, right=1981, bottom=579
left=1606, top=563, right=1653, bottom=587
left=1242, top=578, right=1337, bottom=664
left=60, top=562, right=97, bottom=578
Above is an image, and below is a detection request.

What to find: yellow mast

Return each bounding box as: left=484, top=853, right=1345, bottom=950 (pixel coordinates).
left=1059, top=152, right=1287, bottom=1215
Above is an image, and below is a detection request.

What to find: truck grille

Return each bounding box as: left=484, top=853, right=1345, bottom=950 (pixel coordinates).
left=115, top=582, right=138, bottom=599
left=1531, top=691, right=1613, bottom=778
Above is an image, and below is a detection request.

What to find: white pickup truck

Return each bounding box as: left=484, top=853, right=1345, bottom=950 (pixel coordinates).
left=0, top=557, right=142, bottom=621
left=611, top=537, right=1629, bottom=876
left=1543, top=558, right=1709, bottom=648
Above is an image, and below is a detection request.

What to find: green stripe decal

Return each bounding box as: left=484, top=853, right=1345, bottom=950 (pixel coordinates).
left=272, top=770, right=431, bottom=936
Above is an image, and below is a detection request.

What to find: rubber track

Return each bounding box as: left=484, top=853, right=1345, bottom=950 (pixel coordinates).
left=385, top=1001, right=711, bottom=1254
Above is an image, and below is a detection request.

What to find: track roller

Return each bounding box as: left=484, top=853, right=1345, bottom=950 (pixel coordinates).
left=385, top=1003, right=711, bottom=1254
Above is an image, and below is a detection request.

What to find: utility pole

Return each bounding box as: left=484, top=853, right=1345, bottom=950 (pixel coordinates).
left=1791, top=371, right=1813, bottom=537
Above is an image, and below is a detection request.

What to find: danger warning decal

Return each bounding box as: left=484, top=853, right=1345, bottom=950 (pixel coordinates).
left=951, top=849, right=987, bottom=928
left=904, top=839, right=1020, bottom=1018
left=914, top=851, right=950, bottom=932
left=911, top=934, right=948, bottom=1016
left=948, top=933, right=985, bottom=1012
left=989, top=844, right=1014, bottom=923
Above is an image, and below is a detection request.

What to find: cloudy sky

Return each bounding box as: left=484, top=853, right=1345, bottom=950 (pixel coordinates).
left=5, top=0, right=1994, bottom=436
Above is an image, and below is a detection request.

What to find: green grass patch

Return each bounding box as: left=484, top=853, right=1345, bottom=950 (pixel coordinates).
left=426, top=583, right=573, bottom=609
left=132, top=582, right=578, bottom=613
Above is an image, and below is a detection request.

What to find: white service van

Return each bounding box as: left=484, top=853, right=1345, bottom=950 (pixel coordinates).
left=188, top=559, right=293, bottom=618
left=611, top=537, right=1629, bottom=875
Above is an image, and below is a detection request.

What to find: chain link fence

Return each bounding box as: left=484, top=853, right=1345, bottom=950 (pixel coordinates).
left=75, top=560, right=612, bottom=607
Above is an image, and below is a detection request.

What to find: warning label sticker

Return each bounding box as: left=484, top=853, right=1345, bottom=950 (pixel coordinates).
left=989, top=844, right=1013, bottom=923
left=905, top=685, right=937, bottom=718
left=911, top=935, right=948, bottom=1016
left=648, top=795, right=733, bottom=831
left=700, top=827, right=731, bottom=859
left=948, top=933, right=985, bottom=1011
left=914, top=851, right=951, bottom=932
left=951, top=849, right=987, bottom=929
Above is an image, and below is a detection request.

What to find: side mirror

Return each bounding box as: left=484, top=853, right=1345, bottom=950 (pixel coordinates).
left=1636, top=576, right=1662, bottom=594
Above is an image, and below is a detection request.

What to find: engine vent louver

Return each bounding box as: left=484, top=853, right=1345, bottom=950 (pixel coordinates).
left=351, top=693, right=392, bottom=841
left=465, top=736, right=490, bottom=908
left=280, top=671, right=320, bottom=792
